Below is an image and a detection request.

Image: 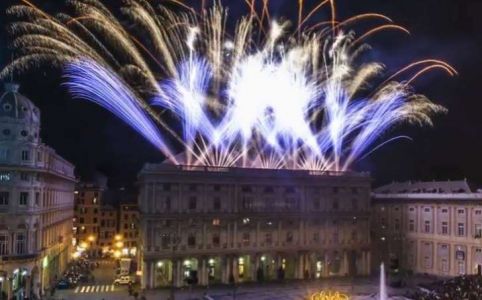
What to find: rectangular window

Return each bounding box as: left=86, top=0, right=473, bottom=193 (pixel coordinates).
left=165, top=197, right=171, bottom=211
left=0, top=234, right=8, bottom=255
left=242, top=232, right=250, bottom=246
left=332, top=200, right=339, bottom=210
left=0, top=192, right=9, bottom=205
left=351, top=230, right=358, bottom=241
left=161, top=235, right=170, bottom=249
left=213, top=198, right=221, bottom=211
left=265, top=232, right=272, bottom=244
left=21, top=150, right=30, bottom=161
left=458, top=209, right=465, bottom=214
left=313, top=232, right=319, bottom=242
left=187, top=235, right=196, bottom=247
left=352, top=198, right=358, bottom=210
left=213, top=234, right=220, bottom=246
left=424, top=220, right=431, bottom=233
left=16, top=233, right=26, bottom=255
left=442, top=208, right=448, bottom=213
left=188, top=197, right=197, bottom=210
left=475, top=224, right=482, bottom=238
left=20, top=173, right=28, bottom=181
left=442, top=221, right=448, bottom=235
left=35, top=192, right=40, bottom=206
left=458, top=223, right=465, bottom=236
left=286, top=232, right=293, bottom=243
left=19, top=192, right=29, bottom=206
left=0, top=148, right=8, bottom=161
left=313, top=199, right=320, bottom=210
left=476, top=210, right=482, bottom=215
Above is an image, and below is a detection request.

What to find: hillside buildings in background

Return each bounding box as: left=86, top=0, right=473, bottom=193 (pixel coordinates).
left=0, top=83, right=76, bottom=299
left=73, top=175, right=139, bottom=260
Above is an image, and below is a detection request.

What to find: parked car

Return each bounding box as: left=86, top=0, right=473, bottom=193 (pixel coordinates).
left=56, top=279, right=71, bottom=289
left=114, top=276, right=134, bottom=286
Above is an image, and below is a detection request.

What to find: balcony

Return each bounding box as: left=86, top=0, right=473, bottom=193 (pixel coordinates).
left=0, top=252, right=39, bottom=262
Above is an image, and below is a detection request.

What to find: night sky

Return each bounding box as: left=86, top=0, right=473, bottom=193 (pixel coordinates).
left=0, top=0, right=481, bottom=189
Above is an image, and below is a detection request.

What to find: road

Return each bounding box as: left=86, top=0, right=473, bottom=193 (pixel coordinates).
left=55, top=259, right=130, bottom=300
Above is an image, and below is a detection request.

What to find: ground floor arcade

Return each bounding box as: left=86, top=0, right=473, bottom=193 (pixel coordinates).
left=0, top=244, right=70, bottom=299
left=141, top=250, right=371, bottom=288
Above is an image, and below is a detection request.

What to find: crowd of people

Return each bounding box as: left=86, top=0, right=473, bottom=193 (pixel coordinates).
left=407, top=275, right=482, bottom=300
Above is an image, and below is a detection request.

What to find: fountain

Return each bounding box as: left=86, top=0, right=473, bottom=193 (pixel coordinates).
left=379, top=263, right=387, bottom=300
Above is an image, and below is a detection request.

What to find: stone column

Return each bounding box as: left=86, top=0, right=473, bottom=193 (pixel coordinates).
left=361, top=251, right=367, bottom=276
left=221, top=256, right=231, bottom=284
left=232, top=255, right=239, bottom=282
left=343, top=251, right=349, bottom=276
left=175, top=259, right=182, bottom=287
left=295, top=252, right=304, bottom=279
left=367, top=251, right=371, bottom=276
left=25, top=275, right=31, bottom=299
left=277, top=222, right=282, bottom=246
left=450, top=244, right=456, bottom=277
left=233, top=222, right=238, bottom=248
left=149, top=261, right=155, bottom=288
left=467, top=246, right=473, bottom=275
left=253, top=254, right=260, bottom=281
left=256, top=222, right=260, bottom=247
left=141, top=260, right=148, bottom=289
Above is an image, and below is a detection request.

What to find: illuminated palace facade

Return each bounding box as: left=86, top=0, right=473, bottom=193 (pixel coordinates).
left=0, top=83, right=76, bottom=299
left=138, top=163, right=372, bottom=288
left=372, top=180, right=482, bottom=277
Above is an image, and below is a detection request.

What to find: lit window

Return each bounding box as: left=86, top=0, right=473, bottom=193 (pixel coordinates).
left=212, top=218, right=220, bottom=226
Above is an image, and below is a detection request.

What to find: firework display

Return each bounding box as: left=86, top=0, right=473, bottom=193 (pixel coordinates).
left=2, top=0, right=456, bottom=171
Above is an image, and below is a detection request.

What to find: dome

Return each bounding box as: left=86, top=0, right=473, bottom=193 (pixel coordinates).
left=0, top=83, right=40, bottom=125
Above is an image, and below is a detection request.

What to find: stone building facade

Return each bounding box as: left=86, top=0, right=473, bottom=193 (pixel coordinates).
left=372, top=180, right=482, bottom=277
left=0, top=83, right=76, bottom=299
left=138, top=164, right=372, bottom=288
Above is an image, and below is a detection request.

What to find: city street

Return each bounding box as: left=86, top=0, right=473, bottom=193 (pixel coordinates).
left=55, top=259, right=129, bottom=300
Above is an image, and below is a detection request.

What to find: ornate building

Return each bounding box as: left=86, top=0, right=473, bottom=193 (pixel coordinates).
left=138, top=164, right=372, bottom=288
left=372, top=180, right=482, bottom=277
left=0, top=83, right=76, bottom=299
